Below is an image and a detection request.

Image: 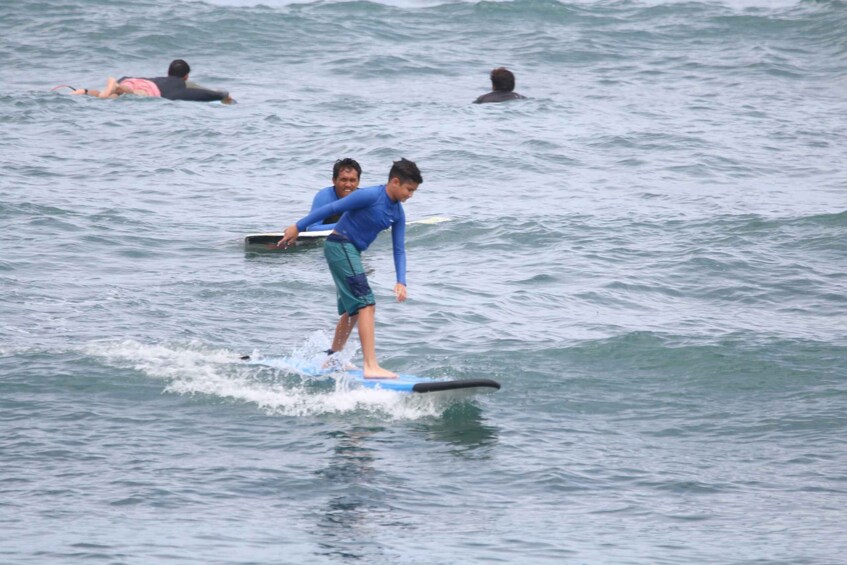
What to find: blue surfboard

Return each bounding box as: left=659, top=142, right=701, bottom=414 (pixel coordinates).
left=242, top=355, right=500, bottom=395
left=326, top=368, right=500, bottom=394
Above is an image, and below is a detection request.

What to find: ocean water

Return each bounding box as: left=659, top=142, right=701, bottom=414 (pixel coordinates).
left=2, top=0, right=846, bottom=562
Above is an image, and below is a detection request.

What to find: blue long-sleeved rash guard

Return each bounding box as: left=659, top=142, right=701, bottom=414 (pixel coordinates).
left=305, top=186, right=342, bottom=231
left=295, top=185, right=407, bottom=285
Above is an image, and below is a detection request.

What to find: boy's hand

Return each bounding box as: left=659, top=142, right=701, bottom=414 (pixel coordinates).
left=394, top=283, right=407, bottom=302
left=276, top=225, right=299, bottom=248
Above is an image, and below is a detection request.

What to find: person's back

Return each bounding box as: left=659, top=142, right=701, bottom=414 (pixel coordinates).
left=149, top=75, right=229, bottom=102
left=150, top=60, right=230, bottom=102
left=474, top=90, right=526, bottom=104
left=474, top=67, right=526, bottom=104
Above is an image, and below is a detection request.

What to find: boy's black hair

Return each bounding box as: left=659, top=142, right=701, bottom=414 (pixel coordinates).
left=388, top=158, right=423, bottom=185
left=490, top=67, right=516, bottom=92
left=333, top=158, right=362, bottom=180
left=168, top=59, right=191, bottom=78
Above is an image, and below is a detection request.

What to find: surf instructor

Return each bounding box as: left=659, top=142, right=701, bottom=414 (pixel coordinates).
left=305, top=158, right=362, bottom=232
left=277, top=158, right=423, bottom=379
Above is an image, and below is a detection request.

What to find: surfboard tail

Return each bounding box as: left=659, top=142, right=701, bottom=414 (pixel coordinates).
left=411, top=379, right=501, bottom=394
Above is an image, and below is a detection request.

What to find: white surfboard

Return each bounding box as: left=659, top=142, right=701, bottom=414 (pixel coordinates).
left=244, top=216, right=450, bottom=248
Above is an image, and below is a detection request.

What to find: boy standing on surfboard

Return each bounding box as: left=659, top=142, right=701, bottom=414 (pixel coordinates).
left=277, top=159, right=422, bottom=379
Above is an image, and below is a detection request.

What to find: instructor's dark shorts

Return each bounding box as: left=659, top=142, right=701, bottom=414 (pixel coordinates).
left=324, top=238, right=375, bottom=316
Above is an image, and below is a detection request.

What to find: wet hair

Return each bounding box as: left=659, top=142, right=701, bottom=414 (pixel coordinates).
left=388, top=158, right=423, bottom=185
left=490, top=67, right=516, bottom=92
left=168, top=59, right=191, bottom=78
left=332, top=158, right=362, bottom=180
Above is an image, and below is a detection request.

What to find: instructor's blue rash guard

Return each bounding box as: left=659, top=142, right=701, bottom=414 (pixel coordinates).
left=295, top=185, right=407, bottom=285
left=305, top=186, right=342, bottom=232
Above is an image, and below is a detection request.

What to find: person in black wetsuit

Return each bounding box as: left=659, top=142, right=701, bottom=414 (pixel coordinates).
left=473, top=67, right=527, bottom=104
left=71, top=59, right=234, bottom=104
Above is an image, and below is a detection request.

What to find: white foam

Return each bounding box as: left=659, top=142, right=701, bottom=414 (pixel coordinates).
left=83, top=338, right=451, bottom=420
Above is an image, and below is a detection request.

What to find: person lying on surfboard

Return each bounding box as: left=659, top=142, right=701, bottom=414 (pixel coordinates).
left=277, top=158, right=423, bottom=379
left=305, top=158, right=362, bottom=232
left=67, top=59, right=234, bottom=104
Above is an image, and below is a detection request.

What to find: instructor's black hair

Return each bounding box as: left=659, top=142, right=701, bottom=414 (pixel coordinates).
left=388, top=158, right=423, bottom=185
left=168, top=59, right=191, bottom=78
left=333, top=158, right=362, bottom=180
left=490, top=67, right=516, bottom=92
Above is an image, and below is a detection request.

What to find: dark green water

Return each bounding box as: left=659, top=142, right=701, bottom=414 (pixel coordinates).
left=1, top=0, right=846, bottom=562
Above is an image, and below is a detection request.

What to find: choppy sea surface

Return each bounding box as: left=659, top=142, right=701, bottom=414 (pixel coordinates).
left=2, top=0, right=846, bottom=562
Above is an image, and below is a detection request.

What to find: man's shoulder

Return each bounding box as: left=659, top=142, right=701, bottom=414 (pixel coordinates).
left=474, top=90, right=526, bottom=104
left=359, top=184, right=386, bottom=195
left=353, top=185, right=387, bottom=204
left=311, top=186, right=336, bottom=205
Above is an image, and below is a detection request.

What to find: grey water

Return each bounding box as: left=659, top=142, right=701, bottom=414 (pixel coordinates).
left=1, top=0, right=846, bottom=563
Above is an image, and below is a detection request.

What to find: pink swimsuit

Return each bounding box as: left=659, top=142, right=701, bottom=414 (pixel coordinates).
left=118, top=78, right=161, bottom=97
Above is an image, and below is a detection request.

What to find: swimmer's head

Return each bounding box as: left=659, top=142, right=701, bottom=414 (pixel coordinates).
left=168, top=59, right=191, bottom=79
left=490, top=67, right=516, bottom=92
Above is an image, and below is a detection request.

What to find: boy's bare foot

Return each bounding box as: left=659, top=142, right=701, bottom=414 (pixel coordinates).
left=363, top=366, right=398, bottom=379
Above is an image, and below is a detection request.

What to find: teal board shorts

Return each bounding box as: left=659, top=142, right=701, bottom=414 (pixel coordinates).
left=324, top=237, right=375, bottom=316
